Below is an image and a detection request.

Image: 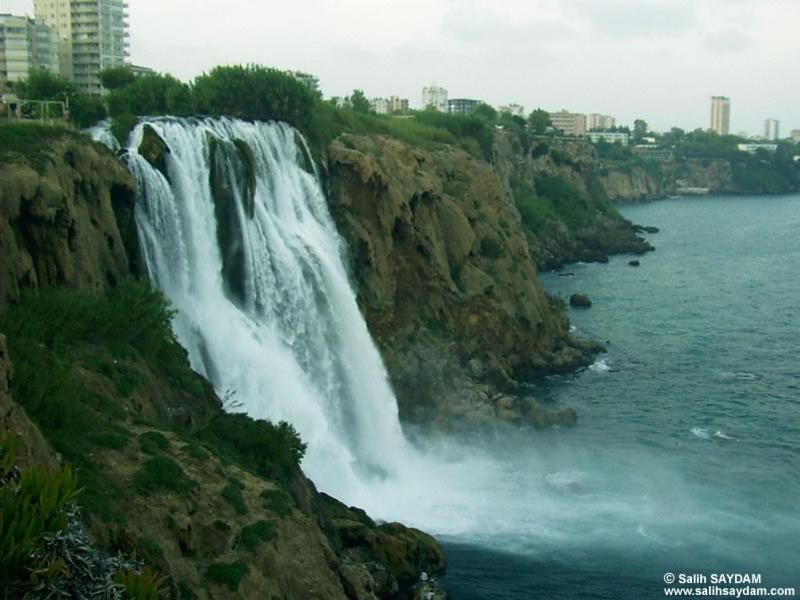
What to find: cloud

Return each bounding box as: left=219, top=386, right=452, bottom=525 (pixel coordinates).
left=564, top=0, right=698, bottom=38
left=704, top=27, right=752, bottom=52
left=441, top=0, right=576, bottom=45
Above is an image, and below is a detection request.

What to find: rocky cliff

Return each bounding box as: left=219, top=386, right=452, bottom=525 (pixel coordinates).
left=326, top=134, right=602, bottom=428
left=0, top=128, right=446, bottom=599
left=0, top=132, right=136, bottom=310
left=493, top=134, right=655, bottom=270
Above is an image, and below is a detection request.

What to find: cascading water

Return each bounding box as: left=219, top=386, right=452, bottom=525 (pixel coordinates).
left=123, top=117, right=409, bottom=498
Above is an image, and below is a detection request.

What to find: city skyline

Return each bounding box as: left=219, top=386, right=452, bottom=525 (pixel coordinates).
left=1, top=0, right=796, bottom=134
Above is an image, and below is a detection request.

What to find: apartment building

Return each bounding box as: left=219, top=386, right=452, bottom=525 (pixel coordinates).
left=587, top=113, right=616, bottom=131
left=422, top=84, right=448, bottom=112
left=499, top=103, right=525, bottom=117
left=549, top=109, right=587, bottom=136
left=710, top=96, right=730, bottom=135
left=388, top=95, right=409, bottom=114
left=587, top=131, right=629, bottom=145
left=764, top=119, right=780, bottom=141
left=0, top=14, right=60, bottom=85
left=34, top=0, right=129, bottom=94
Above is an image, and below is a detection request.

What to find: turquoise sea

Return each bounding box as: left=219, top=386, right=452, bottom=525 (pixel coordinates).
left=441, top=194, right=800, bottom=599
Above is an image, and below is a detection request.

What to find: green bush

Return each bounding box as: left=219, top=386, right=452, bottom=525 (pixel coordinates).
left=479, top=238, right=504, bottom=260
left=198, top=413, right=306, bottom=482
left=238, top=520, right=276, bottom=553
left=206, top=561, right=249, bottom=591
left=221, top=483, right=247, bottom=515
left=134, top=456, right=194, bottom=494
left=194, top=65, right=317, bottom=132
left=139, top=431, right=169, bottom=455
left=69, top=94, right=108, bottom=128
left=260, top=488, right=294, bottom=518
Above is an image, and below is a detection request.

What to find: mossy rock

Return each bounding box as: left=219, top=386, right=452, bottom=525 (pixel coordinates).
left=138, top=125, right=169, bottom=177
left=569, top=293, right=592, bottom=308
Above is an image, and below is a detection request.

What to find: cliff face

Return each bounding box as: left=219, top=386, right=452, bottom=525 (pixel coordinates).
left=599, top=166, right=667, bottom=201
left=326, top=134, right=599, bottom=426
left=492, top=134, right=654, bottom=271
left=0, top=136, right=136, bottom=309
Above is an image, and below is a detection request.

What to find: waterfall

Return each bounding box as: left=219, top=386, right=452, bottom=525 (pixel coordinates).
left=122, top=117, right=409, bottom=498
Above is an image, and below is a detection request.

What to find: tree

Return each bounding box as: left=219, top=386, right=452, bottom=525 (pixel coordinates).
left=348, top=89, right=370, bottom=114
left=69, top=94, right=107, bottom=128
left=99, top=66, right=136, bottom=91
left=16, top=69, right=73, bottom=101
left=194, top=65, right=318, bottom=131
left=473, top=102, right=497, bottom=121
left=634, top=119, right=648, bottom=142
left=528, top=108, right=551, bottom=134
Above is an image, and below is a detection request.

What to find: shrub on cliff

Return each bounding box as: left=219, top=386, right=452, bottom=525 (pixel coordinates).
left=198, top=413, right=306, bottom=483
left=107, top=73, right=192, bottom=119
left=194, top=65, right=317, bottom=133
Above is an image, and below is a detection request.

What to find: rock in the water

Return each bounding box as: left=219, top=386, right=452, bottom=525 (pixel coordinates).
left=569, top=293, right=592, bottom=308
left=628, top=260, right=640, bottom=267
left=550, top=407, right=578, bottom=427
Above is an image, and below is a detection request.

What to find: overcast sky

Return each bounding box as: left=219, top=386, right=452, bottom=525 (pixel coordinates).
left=4, top=0, right=797, bottom=134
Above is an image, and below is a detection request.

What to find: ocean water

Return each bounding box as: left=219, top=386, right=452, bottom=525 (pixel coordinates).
left=440, top=195, right=800, bottom=599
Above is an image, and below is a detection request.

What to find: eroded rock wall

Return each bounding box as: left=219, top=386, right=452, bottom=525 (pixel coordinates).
left=326, top=135, right=596, bottom=426
left=0, top=137, right=135, bottom=309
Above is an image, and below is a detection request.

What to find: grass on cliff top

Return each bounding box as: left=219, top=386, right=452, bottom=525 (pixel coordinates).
left=0, top=122, right=85, bottom=169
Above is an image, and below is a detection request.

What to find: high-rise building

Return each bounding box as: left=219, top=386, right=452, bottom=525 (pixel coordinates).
left=549, top=109, right=587, bottom=136
left=34, top=0, right=129, bottom=94
left=422, top=84, right=447, bottom=112
left=388, top=96, right=409, bottom=114
left=369, top=97, right=389, bottom=114
left=764, top=119, right=780, bottom=141
left=710, top=96, right=730, bottom=135
left=587, top=113, right=616, bottom=131
left=0, top=14, right=60, bottom=85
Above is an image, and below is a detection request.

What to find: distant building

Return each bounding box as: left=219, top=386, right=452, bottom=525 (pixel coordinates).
left=737, top=143, right=778, bottom=154
left=549, top=109, right=587, bottom=136
left=633, top=145, right=674, bottom=161
left=791, top=130, right=800, bottom=142
left=292, top=71, right=319, bottom=93
left=710, top=96, right=730, bottom=135
left=369, top=97, right=389, bottom=114
left=0, top=14, right=60, bottom=84
left=422, top=84, right=448, bottom=112
left=129, top=64, right=156, bottom=78
left=34, top=0, right=129, bottom=94
left=388, top=95, right=409, bottom=114
left=448, top=98, right=479, bottom=115
left=764, top=119, right=780, bottom=141
left=499, top=103, right=525, bottom=117
left=587, top=113, right=616, bottom=131
left=588, top=131, right=629, bottom=145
